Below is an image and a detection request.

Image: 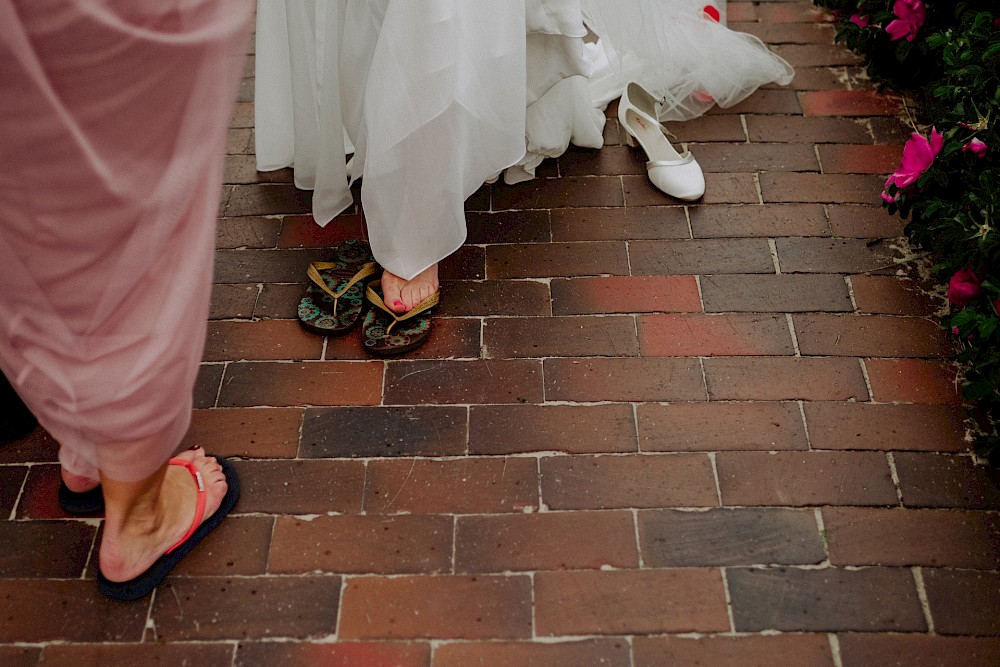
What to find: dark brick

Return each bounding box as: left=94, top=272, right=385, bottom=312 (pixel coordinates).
left=209, top=283, right=258, bottom=319
left=384, top=359, right=543, bottom=405
left=224, top=183, right=313, bottom=217
left=550, top=206, right=689, bottom=241
left=170, top=515, right=273, bottom=576
left=692, top=143, right=817, bottom=172
left=747, top=116, right=871, bottom=143
left=465, top=210, right=551, bottom=244
left=231, top=459, right=365, bottom=514
left=469, top=404, right=637, bottom=455
left=803, top=403, right=968, bottom=452
left=0, top=521, right=94, bottom=577
left=828, top=205, right=907, bottom=238
left=40, top=644, right=235, bottom=667
left=215, top=248, right=327, bottom=283
left=541, top=454, right=717, bottom=509
left=182, top=407, right=302, bottom=458
left=624, top=173, right=759, bottom=206
left=194, top=363, right=224, bottom=408
left=701, top=274, right=853, bottom=312
left=894, top=453, right=1000, bottom=510
left=152, top=576, right=341, bottom=640
left=634, top=635, right=835, bottom=667
left=486, top=242, right=629, bottom=279
left=630, top=239, right=775, bottom=275
left=550, top=276, right=701, bottom=315
left=218, top=361, right=383, bottom=407
left=492, top=176, right=624, bottom=210
left=774, top=44, right=862, bottom=67
left=669, top=114, right=747, bottom=142
left=705, top=357, right=868, bottom=401
left=728, top=567, right=926, bottom=632
left=689, top=203, right=829, bottom=238
left=776, top=237, right=898, bottom=273
left=254, top=283, right=303, bottom=319
left=216, top=216, right=281, bottom=249
left=793, top=314, right=949, bottom=358
left=301, top=406, right=467, bottom=458
left=639, top=313, right=794, bottom=356
left=236, top=643, right=430, bottom=667
left=204, top=320, right=324, bottom=362
left=0, top=466, right=27, bottom=518
left=923, top=569, right=1000, bottom=636
left=0, top=580, right=147, bottom=642
left=557, top=145, right=644, bottom=177
left=761, top=173, right=885, bottom=204
left=435, top=640, right=631, bottom=667
left=837, top=634, right=1000, bottom=667
left=435, top=280, right=551, bottom=317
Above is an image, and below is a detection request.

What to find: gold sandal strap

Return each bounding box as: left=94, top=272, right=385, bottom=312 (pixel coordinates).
left=307, top=261, right=377, bottom=302
left=366, top=281, right=440, bottom=334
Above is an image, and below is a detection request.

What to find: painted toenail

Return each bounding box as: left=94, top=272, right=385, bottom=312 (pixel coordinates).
left=393, top=300, right=404, bottom=307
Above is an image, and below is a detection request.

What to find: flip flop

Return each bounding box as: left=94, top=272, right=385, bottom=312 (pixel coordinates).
left=58, top=482, right=104, bottom=515
left=298, top=239, right=378, bottom=336
left=361, top=280, right=439, bottom=356
left=97, top=455, right=240, bottom=601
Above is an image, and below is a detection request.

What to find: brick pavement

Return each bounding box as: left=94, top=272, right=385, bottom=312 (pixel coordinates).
left=2, top=1, right=999, bottom=665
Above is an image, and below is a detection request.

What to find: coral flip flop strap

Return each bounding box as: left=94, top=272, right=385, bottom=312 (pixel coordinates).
left=164, top=457, right=208, bottom=555
left=307, top=261, right=378, bottom=316
left=366, top=281, right=440, bottom=334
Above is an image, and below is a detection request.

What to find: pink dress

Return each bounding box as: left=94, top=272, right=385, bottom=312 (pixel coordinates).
left=0, top=0, right=251, bottom=481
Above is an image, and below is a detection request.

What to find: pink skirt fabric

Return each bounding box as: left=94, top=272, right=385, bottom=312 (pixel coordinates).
left=0, top=0, right=251, bottom=481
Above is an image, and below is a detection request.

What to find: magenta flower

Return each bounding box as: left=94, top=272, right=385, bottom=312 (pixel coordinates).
left=947, top=267, right=984, bottom=307
left=882, top=127, right=943, bottom=200
left=885, top=0, right=926, bottom=42
left=850, top=14, right=870, bottom=28
left=963, top=138, right=988, bottom=157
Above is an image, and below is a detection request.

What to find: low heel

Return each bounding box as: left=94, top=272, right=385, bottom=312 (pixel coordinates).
left=624, top=132, right=638, bottom=148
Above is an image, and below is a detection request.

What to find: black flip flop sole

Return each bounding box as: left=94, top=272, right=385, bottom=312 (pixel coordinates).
left=97, top=456, right=240, bottom=602
left=58, top=482, right=104, bottom=515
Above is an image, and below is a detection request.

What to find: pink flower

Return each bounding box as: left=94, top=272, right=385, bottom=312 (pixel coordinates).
left=883, top=127, right=943, bottom=198
left=850, top=14, right=870, bottom=28
left=963, top=138, right=988, bottom=157
left=947, top=267, right=984, bottom=307
left=885, top=0, right=926, bottom=42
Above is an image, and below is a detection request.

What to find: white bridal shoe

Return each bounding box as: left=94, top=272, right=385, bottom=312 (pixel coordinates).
left=618, top=82, right=705, bottom=201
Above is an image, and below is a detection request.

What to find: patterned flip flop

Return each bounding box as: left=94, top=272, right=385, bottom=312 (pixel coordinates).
left=298, top=240, right=378, bottom=336
left=361, top=280, right=439, bottom=356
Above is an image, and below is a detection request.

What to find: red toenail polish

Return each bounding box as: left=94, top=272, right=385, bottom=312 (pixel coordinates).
left=394, top=300, right=404, bottom=307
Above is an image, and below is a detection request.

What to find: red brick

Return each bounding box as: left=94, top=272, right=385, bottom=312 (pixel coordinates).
left=0, top=580, right=146, bottom=642
left=301, top=406, right=468, bottom=458
left=823, top=507, right=1000, bottom=568
left=544, top=357, right=706, bottom=402
left=774, top=44, right=862, bottom=67
left=269, top=515, right=453, bottom=574
left=634, top=635, right=835, bottom=667
left=747, top=116, right=872, bottom=143
left=214, top=248, right=327, bottom=283
left=435, top=280, right=551, bottom=317
left=828, top=205, right=907, bottom=238
left=803, top=403, right=968, bottom=452
left=17, top=465, right=88, bottom=520
left=551, top=206, right=689, bottom=241
left=637, top=401, right=808, bottom=452
left=625, top=172, right=759, bottom=206
left=232, top=459, right=365, bottom=514
left=484, top=315, right=638, bottom=358
left=794, top=314, right=949, bottom=358
left=383, top=359, right=543, bottom=405
left=557, top=144, right=644, bottom=177
left=850, top=275, right=936, bottom=315
left=923, top=569, right=1000, bottom=636
left=692, top=142, right=816, bottom=172
left=702, top=274, right=853, bottom=312
left=837, top=634, right=1000, bottom=667
left=728, top=567, right=926, bottom=632
left=630, top=238, right=775, bottom=275
left=364, top=458, right=538, bottom=514
left=339, top=575, right=532, bottom=640
left=541, top=453, right=717, bottom=509
left=893, top=453, right=1000, bottom=510
left=218, top=361, right=383, bottom=407
left=235, top=643, right=430, bottom=667
left=757, top=3, right=834, bottom=23
left=716, top=451, right=897, bottom=506
left=182, top=407, right=302, bottom=458
left=469, top=404, right=637, bottom=455
left=705, top=357, right=868, bottom=401
left=801, top=90, right=901, bottom=117
left=819, top=144, right=903, bottom=174
left=551, top=276, right=701, bottom=314
left=535, top=569, right=729, bottom=635
left=639, top=313, right=794, bottom=356
left=435, top=640, right=631, bottom=667
left=486, top=242, right=629, bottom=279
left=727, top=2, right=757, bottom=22
left=669, top=114, right=747, bottom=142
left=492, top=176, right=624, bottom=210
left=689, top=203, right=829, bottom=238
left=152, top=576, right=341, bottom=640
left=731, top=21, right=837, bottom=45
left=776, top=237, right=898, bottom=273
left=761, top=173, right=885, bottom=204
left=0, top=466, right=27, bottom=519
left=455, top=511, right=638, bottom=572
left=866, top=358, right=961, bottom=404
left=276, top=213, right=365, bottom=248
left=41, top=644, right=235, bottom=667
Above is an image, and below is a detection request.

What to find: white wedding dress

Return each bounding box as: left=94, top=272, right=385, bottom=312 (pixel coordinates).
left=255, top=0, right=793, bottom=280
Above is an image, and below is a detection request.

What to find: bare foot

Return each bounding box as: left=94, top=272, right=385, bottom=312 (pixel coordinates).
left=98, top=448, right=228, bottom=583
left=381, top=265, right=439, bottom=314
left=61, top=469, right=100, bottom=494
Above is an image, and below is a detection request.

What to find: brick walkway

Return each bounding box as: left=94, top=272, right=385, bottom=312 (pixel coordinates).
left=3, top=1, right=1000, bottom=665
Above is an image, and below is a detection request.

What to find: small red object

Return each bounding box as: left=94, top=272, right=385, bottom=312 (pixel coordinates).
left=703, top=5, right=721, bottom=22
